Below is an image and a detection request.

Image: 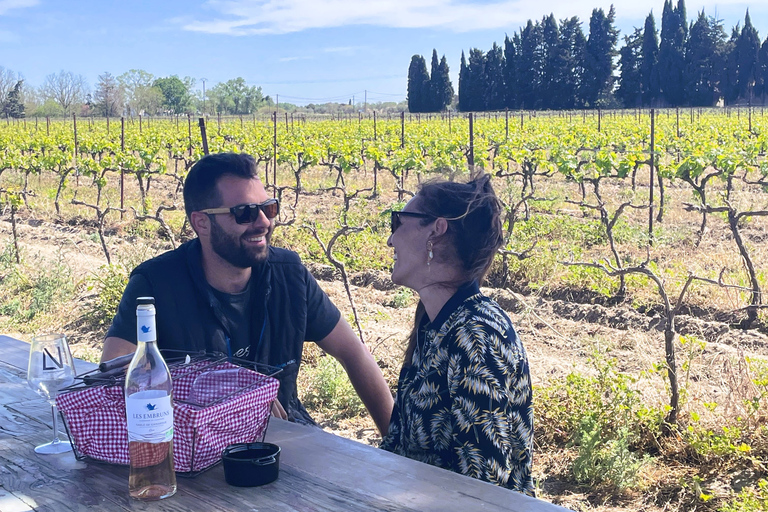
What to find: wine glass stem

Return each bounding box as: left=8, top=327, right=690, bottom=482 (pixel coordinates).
left=50, top=404, right=61, bottom=444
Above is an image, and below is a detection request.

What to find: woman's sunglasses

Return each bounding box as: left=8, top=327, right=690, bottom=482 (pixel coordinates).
left=200, top=198, right=280, bottom=224
left=390, top=210, right=435, bottom=234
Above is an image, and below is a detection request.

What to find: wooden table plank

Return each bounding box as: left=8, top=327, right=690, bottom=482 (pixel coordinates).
left=0, top=340, right=570, bottom=512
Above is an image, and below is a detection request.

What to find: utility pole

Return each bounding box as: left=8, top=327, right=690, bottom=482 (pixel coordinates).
left=276, top=94, right=279, bottom=112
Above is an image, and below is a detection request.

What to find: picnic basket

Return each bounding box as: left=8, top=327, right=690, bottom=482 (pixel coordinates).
left=56, top=353, right=280, bottom=475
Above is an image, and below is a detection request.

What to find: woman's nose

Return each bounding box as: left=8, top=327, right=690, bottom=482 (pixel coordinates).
left=386, top=234, right=393, bottom=247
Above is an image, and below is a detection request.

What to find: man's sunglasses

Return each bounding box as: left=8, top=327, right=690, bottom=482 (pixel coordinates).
left=200, top=199, right=280, bottom=224
left=390, top=210, right=435, bottom=234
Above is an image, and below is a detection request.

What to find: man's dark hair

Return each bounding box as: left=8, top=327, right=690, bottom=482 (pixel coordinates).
left=183, top=153, right=260, bottom=218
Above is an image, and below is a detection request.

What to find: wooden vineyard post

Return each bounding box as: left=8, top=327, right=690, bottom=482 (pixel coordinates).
left=597, top=108, right=601, bottom=133
left=505, top=108, right=509, bottom=140
left=73, top=113, right=79, bottom=187
left=120, top=117, right=125, bottom=219
left=188, top=114, right=193, bottom=157
left=649, top=109, right=655, bottom=246
left=139, top=114, right=142, bottom=134
left=520, top=112, right=524, bottom=130
left=199, top=118, right=209, bottom=155
left=400, top=112, right=405, bottom=149
left=272, top=111, right=277, bottom=197
left=46, top=116, right=50, bottom=136
left=676, top=107, right=680, bottom=138
left=373, top=111, right=377, bottom=140
left=448, top=109, right=451, bottom=133
left=468, top=113, right=475, bottom=171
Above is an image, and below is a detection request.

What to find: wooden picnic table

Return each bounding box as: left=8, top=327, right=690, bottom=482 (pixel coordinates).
left=0, top=335, right=570, bottom=511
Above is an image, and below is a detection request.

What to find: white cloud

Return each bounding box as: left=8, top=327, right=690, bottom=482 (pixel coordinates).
left=278, top=56, right=311, bottom=62
left=182, top=0, right=759, bottom=35
left=0, top=0, right=38, bottom=16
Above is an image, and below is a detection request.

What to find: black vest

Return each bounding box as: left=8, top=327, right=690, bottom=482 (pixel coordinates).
left=131, top=239, right=338, bottom=423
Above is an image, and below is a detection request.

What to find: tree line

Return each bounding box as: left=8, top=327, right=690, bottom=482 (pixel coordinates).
left=407, top=1, right=768, bottom=112
left=0, top=66, right=411, bottom=119
left=0, top=68, right=275, bottom=119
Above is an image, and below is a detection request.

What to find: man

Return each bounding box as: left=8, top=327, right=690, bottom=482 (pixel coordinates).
left=101, top=152, right=393, bottom=434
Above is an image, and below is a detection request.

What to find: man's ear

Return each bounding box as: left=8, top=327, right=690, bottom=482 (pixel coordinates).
left=189, top=211, right=209, bottom=237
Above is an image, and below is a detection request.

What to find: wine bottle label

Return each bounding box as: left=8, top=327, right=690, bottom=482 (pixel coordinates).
left=126, top=390, right=174, bottom=443
left=137, top=316, right=157, bottom=343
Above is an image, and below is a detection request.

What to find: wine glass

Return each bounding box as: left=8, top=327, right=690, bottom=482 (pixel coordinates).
left=27, top=333, right=76, bottom=454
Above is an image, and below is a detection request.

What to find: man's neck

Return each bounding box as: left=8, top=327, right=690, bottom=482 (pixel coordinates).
left=200, top=248, right=252, bottom=294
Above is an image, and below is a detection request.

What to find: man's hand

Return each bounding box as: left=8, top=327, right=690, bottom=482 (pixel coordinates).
left=271, top=399, right=288, bottom=420
left=316, top=319, right=394, bottom=436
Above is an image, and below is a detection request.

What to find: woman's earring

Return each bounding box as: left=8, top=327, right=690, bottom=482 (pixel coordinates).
left=426, top=240, right=434, bottom=266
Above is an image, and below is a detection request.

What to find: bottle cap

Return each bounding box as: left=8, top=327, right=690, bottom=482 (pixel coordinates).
left=136, top=297, right=155, bottom=306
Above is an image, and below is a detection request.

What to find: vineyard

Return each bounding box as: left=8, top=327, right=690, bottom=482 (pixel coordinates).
left=2, top=109, right=768, bottom=511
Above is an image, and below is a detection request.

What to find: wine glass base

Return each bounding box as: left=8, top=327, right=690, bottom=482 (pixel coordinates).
left=34, top=439, right=73, bottom=454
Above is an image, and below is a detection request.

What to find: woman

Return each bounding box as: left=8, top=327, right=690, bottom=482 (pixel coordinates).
left=380, top=173, right=534, bottom=495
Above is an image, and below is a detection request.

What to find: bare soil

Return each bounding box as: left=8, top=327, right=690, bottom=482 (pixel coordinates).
left=2, top=182, right=768, bottom=511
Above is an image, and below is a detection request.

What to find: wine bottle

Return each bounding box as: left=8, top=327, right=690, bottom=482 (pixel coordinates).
left=124, top=297, right=177, bottom=500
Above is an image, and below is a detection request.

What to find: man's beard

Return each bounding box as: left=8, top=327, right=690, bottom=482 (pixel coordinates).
left=209, top=217, right=270, bottom=268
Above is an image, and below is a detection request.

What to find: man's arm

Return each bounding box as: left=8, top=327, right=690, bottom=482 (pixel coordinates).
left=316, top=318, right=394, bottom=436
left=100, top=336, right=137, bottom=363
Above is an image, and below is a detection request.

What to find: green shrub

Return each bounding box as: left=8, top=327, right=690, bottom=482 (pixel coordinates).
left=536, top=350, right=664, bottom=491
left=300, top=354, right=366, bottom=420
left=719, top=479, right=768, bottom=512
left=0, top=254, right=77, bottom=327
left=572, top=417, right=647, bottom=491
left=86, top=264, right=130, bottom=329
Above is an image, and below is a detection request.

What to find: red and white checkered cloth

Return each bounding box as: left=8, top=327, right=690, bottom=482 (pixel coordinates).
left=56, top=361, right=279, bottom=473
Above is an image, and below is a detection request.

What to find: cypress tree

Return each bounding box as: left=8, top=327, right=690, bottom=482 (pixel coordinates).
left=556, top=17, right=586, bottom=109
left=458, top=51, right=470, bottom=111
left=658, top=0, right=688, bottom=105
left=467, top=48, right=486, bottom=111
left=617, top=29, right=644, bottom=107
left=641, top=12, right=661, bottom=106
left=541, top=14, right=560, bottom=109
left=407, top=54, right=430, bottom=113
left=435, top=56, right=454, bottom=111
left=517, top=20, right=544, bottom=110
left=503, top=34, right=518, bottom=109
left=757, top=36, right=768, bottom=100
left=735, top=11, right=761, bottom=102
left=484, top=42, right=505, bottom=111
left=721, top=26, right=741, bottom=104
left=3, top=80, right=25, bottom=118
left=685, top=11, right=726, bottom=106
left=428, top=49, right=440, bottom=112
left=581, top=6, right=618, bottom=107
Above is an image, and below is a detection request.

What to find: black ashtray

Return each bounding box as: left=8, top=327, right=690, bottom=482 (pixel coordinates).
left=222, top=442, right=281, bottom=487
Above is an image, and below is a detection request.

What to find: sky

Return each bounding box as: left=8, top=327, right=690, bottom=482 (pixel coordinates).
left=1, top=0, right=767, bottom=106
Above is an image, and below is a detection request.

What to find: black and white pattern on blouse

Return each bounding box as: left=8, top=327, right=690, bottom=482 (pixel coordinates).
left=381, top=283, right=534, bottom=496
